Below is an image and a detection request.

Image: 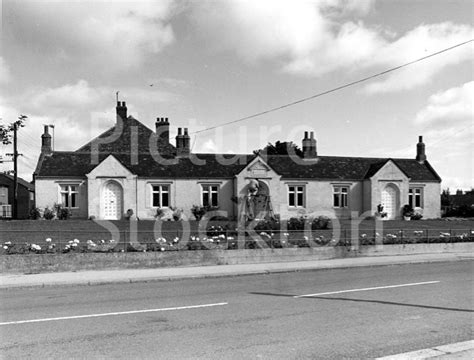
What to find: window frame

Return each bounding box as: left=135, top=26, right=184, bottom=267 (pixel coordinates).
left=288, top=185, right=305, bottom=208
left=151, top=184, right=170, bottom=208
left=201, top=184, right=219, bottom=207
left=59, top=184, right=79, bottom=209
left=333, top=186, right=349, bottom=208
left=409, top=187, right=424, bottom=208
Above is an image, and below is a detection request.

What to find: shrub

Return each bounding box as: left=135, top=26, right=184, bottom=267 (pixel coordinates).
left=191, top=205, right=218, bottom=221
left=287, top=217, right=305, bottom=231
left=43, top=207, right=55, bottom=220
left=411, top=212, right=423, bottom=220
left=29, top=207, right=41, bottom=220
left=253, top=219, right=280, bottom=232
left=311, top=216, right=331, bottom=230
left=191, top=205, right=207, bottom=221
left=403, top=204, right=414, bottom=218
left=54, top=204, right=71, bottom=220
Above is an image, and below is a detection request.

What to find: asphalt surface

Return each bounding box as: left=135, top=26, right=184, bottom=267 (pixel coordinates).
left=1, top=260, right=472, bottom=359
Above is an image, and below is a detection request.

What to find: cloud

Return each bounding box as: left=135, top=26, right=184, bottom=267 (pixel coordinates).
left=413, top=82, right=473, bottom=191
left=199, top=139, right=219, bottom=153
left=191, top=1, right=472, bottom=92
left=414, top=81, right=473, bottom=128
left=364, top=23, right=474, bottom=94
left=4, top=0, right=176, bottom=70
left=0, top=57, right=11, bottom=84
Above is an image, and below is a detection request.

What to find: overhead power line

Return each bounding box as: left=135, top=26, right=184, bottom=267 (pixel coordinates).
left=192, top=39, right=473, bottom=135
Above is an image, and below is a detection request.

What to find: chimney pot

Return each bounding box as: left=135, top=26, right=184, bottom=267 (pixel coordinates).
left=419, top=135, right=423, bottom=143
left=310, top=131, right=314, bottom=139
left=184, top=128, right=188, bottom=136
left=178, top=127, right=182, bottom=135
left=304, top=131, right=308, bottom=139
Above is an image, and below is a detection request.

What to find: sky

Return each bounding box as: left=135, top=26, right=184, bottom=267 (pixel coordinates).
left=0, top=0, right=473, bottom=191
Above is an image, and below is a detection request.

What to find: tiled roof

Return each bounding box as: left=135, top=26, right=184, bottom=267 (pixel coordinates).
left=76, top=116, right=176, bottom=156
left=264, top=155, right=440, bottom=181
left=0, top=173, right=35, bottom=191
left=36, top=152, right=441, bottom=182
left=35, top=116, right=440, bottom=182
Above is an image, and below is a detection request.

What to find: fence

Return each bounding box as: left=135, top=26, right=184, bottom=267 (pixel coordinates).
left=1, top=226, right=473, bottom=255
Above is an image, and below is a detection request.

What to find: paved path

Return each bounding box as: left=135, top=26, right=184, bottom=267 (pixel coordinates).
left=1, top=252, right=472, bottom=289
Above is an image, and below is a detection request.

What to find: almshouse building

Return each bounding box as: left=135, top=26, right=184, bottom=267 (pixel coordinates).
left=33, top=102, right=441, bottom=221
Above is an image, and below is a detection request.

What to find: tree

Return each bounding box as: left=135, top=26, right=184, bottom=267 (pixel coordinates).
left=1, top=115, right=27, bottom=145
left=441, top=188, right=452, bottom=207
left=254, top=141, right=303, bottom=157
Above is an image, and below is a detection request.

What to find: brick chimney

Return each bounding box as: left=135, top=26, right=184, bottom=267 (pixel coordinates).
left=176, top=127, right=190, bottom=157
left=116, top=101, right=127, bottom=123
left=41, top=125, right=52, bottom=155
left=302, top=131, right=317, bottom=158
left=155, top=117, right=170, bottom=145
left=416, top=135, right=426, bottom=163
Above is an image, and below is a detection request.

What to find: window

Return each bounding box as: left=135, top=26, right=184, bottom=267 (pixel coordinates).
left=333, top=186, right=348, bottom=208
left=202, top=185, right=219, bottom=207
left=288, top=185, right=305, bottom=207
left=409, top=187, right=423, bottom=208
left=60, top=185, right=78, bottom=208
left=0, top=186, right=8, bottom=205
left=152, top=185, right=169, bottom=207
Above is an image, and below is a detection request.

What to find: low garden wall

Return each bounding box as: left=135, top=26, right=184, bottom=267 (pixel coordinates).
left=1, top=243, right=472, bottom=274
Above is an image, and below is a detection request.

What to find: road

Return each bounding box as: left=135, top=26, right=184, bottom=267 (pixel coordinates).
left=1, top=261, right=472, bottom=359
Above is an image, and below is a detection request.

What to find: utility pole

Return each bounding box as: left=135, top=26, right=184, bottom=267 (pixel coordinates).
left=1, top=115, right=26, bottom=219
left=13, top=123, right=18, bottom=219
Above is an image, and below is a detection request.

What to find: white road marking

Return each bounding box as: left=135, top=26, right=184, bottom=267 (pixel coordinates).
left=0, top=302, right=228, bottom=326
left=375, top=339, right=474, bottom=359
left=294, top=281, right=440, bottom=298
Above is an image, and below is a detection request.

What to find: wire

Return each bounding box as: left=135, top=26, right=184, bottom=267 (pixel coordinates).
left=191, top=39, right=473, bottom=135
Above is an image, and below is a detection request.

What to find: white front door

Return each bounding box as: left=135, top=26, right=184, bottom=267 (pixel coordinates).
left=381, top=185, right=397, bottom=219
left=102, top=182, right=122, bottom=220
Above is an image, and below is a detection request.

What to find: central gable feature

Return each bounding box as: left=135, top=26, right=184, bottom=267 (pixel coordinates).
left=238, top=156, right=279, bottom=178
left=86, top=155, right=134, bottom=179
left=248, top=160, right=271, bottom=177
left=370, top=159, right=409, bottom=181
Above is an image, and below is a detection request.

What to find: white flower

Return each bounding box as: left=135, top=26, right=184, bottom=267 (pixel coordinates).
left=45, top=238, right=52, bottom=243
left=160, top=247, right=165, bottom=252
left=361, top=234, right=367, bottom=238
left=227, top=237, right=234, bottom=240
left=3, top=246, right=8, bottom=250
left=73, top=239, right=80, bottom=243
left=5, top=241, right=12, bottom=245
left=304, top=236, right=308, bottom=240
